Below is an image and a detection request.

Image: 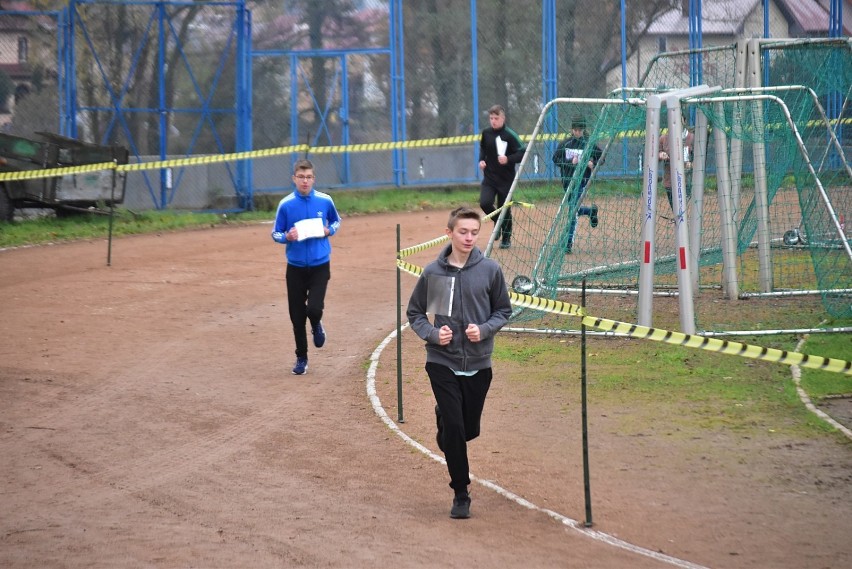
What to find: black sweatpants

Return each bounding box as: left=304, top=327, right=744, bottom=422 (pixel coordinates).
left=426, top=362, right=493, bottom=493
left=479, top=180, right=513, bottom=240
left=286, top=262, right=330, bottom=359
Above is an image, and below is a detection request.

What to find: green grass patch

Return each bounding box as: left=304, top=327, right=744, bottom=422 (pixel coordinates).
left=0, top=186, right=481, bottom=248
left=0, top=209, right=249, bottom=248
left=327, top=186, right=480, bottom=215
left=799, top=320, right=852, bottom=400
left=495, top=332, right=836, bottom=436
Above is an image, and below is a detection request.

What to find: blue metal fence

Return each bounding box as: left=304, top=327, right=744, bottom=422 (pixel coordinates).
left=0, top=0, right=846, bottom=211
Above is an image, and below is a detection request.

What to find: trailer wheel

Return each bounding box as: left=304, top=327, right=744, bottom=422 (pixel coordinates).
left=0, top=186, right=13, bottom=222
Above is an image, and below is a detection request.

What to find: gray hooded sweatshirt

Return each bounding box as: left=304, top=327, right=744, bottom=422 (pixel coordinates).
left=407, top=244, right=512, bottom=371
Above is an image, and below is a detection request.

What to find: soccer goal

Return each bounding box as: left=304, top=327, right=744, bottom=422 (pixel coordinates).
left=492, top=84, right=850, bottom=335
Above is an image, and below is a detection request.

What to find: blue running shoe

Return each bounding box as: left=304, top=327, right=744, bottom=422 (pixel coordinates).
left=312, top=322, right=326, bottom=348
left=292, top=357, right=308, bottom=375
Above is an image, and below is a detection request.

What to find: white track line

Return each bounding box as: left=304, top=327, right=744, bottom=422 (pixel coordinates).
left=367, top=326, right=709, bottom=569
left=791, top=336, right=852, bottom=440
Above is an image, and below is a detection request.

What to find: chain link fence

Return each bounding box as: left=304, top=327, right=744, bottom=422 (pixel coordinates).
left=0, top=0, right=845, bottom=211
left=0, top=8, right=61, bottom=136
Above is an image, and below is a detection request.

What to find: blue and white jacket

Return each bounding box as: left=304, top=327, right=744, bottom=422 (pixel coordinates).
left=271, top=189, right=341, bottom=267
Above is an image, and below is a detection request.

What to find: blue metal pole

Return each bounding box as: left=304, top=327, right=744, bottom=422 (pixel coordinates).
left=59, top=5, right=77, bottom=138
left=388, top=0, right=403, bottom=186
left=470, top=0, right=480, bottom=180
left=763, top=0, right=770, bottom=86
left=620, top=0, right=628, bottom=174
left=829, top=0, right=843, bottom=167
left=763, top=0, right=769, bottom=37
left=541, top=0, right=546, bottom=102
left=388, top=0, right=398, bottom=185
left=542, top=0, right=556, bottom=104
left=620, top=0, right=627, bottom=93
left=290, top=53, right=299, bottom=163
left=830, top=0, right=842, bottom=37
left=157, top=1, right=167, bottom=209
left=340, top=55, right=351, bottom=184
left=688, top=0, right=694, bottom=85
left=236, top=1, right=251, bottom=209
left=395, top=0, right=407, bottom=186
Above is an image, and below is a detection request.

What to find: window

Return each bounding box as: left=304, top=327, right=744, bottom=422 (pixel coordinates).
left=657, top=36, right=667, bottom=53
left=18, top=37, right=28, bottom=63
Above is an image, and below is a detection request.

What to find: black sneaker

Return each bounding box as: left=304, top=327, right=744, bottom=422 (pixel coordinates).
left=450, top=491, right=471, bottom=519
left=312, top=322, right=326, bottom=348
left=435, top=405, right=444, bottom=452
left=590, top=205, right=599, bottom=228
left=499, top=236, right=511, bottom=249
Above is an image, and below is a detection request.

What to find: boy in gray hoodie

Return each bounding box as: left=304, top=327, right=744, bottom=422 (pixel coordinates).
left=407, top=206, right=513, bottom=519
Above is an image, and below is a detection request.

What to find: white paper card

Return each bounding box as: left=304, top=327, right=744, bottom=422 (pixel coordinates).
left=495, top=136, right=508, bottom=157
left=565, top=148, right=582, bottom=161
left=426, top=275, right=455, bottom=317
left=294, top=217, right=325, bottom=241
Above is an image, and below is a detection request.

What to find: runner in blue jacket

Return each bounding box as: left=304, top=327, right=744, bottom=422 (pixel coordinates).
left=272, top=159, right=341, bottom=376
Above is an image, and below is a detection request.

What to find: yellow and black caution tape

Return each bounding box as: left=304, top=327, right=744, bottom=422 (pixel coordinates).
left=582, top=315, right=852, bottom=376
left=3, top=114, right=850, bottom=184
left=398, top=233, right=852, bottom=376
left=0, top=133, right=490, bottom=183
left=117, top=144, right=310, bottom=172
left=397, top=202, right=531, bottom=259
left=0, top=161, right=118, bottom=182
left=398, top=236, right=449, bottom=259
left=510, top=291, right=586, bottom=318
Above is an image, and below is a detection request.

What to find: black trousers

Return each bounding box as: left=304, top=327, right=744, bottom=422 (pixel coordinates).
left=286, top=262, right=330, bottom=359
left=479, top=180, right=513, bottom=239
left=426, top=362, right=493, bottom=493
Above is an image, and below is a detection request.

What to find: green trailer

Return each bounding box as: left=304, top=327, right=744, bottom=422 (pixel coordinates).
left=0, top=131, right=129, bottom=222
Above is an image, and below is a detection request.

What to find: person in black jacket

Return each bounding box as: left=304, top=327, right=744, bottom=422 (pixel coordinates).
left=407, top=206, right=512, bottom=519
left=478, top=104, right=525, bottom=249
left=552, top=117, right=602, bottom=253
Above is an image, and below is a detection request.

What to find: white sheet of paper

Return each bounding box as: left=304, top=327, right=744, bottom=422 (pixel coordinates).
left=565, top=148, right=582, bottom=160
left=294, top=217, right=325, bottom=241
left=495, top=136, right=508, bottom=157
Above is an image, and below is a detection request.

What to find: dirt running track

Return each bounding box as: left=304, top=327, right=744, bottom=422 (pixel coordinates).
left=2, top=211, right=851, bottom=568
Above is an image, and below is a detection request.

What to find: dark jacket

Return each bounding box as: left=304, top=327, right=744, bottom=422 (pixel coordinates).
left=552, top=135, right=603, bottom=190
left=407, top=245, right=512, bottom=371
left=479, top=126, right=526, bottom=188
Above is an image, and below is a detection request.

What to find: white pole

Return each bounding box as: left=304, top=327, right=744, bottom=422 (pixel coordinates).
left=729, top=40, right=749, bottom=219
left=664, top=95, right=696, bottom=334
left=689, top=108, right=708, bottom=293
left=713, top=101, right=740, bottom=300
left=637, top=96, right=662, bottom=327
left=747, top=40, right=774, bottom=292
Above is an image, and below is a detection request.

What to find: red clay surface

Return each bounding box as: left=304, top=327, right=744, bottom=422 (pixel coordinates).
left=2, top=211, right=851, bottom=568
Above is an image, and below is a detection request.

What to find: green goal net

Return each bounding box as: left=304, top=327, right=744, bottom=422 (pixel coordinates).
left=496, top=83, right=850, bottom=333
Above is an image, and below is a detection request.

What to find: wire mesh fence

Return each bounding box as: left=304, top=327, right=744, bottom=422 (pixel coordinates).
left=1, top=2, right=849, bottom=331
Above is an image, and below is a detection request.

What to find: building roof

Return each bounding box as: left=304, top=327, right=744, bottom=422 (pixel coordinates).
left=648, top=0, right=763, bottom=36
left=648, top=0, right=851, bottom=37
left=778, top=0, right=852, bottom=35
